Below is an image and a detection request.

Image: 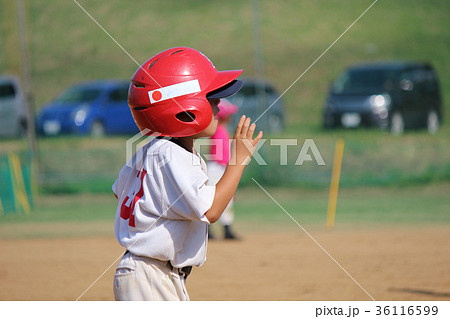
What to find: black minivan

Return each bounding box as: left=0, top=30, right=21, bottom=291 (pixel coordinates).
left=323, top=61, right=443, bottom=134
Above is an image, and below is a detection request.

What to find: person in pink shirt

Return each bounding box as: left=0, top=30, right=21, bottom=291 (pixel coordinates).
left=207, top=99, right=239, bottom=239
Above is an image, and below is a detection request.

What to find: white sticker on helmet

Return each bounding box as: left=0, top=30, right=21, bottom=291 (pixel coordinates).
left=148, top=79, right=201, bottom=104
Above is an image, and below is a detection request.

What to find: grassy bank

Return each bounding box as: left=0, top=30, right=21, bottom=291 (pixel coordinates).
left=1, top=0, right=449, bottom=133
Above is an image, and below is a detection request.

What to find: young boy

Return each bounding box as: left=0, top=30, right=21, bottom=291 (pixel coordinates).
left=112, top=47, right=263, bottom=301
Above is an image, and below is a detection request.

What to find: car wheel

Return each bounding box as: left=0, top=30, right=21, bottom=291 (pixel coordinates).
left=91, top=121, right=105, bottom=137
left=390, top=112, right=404, bottom=135
left=426, top=110, right=439, bottom=134
left=323, top=114, right=335, bottom=129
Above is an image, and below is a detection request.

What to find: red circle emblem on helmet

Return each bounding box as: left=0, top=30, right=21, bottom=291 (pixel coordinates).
left=128, top=47, right=243, bottom=137
left=152, top=91, right=162, bottom=102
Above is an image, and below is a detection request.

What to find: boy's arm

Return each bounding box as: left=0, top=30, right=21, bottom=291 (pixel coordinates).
left=205, top=115, right=263, bottom=223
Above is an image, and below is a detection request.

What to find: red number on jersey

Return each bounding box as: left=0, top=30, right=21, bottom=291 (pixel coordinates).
left=120, top=169, right=147, bottom=227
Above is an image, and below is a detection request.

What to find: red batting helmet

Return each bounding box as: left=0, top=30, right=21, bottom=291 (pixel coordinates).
left=128, top=47, right=243, bottom=137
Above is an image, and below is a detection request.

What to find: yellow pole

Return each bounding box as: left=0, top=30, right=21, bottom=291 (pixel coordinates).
left=8, top=153, right=31, bottom=215
left=31, top=156, right=38, bottom=199
left=326, top=139, right=345, bottom=229
left=8, top=153, right=20, bottom=213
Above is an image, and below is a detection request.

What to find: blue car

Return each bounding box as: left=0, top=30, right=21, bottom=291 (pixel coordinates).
left=36, top=80, right=139, bottom=136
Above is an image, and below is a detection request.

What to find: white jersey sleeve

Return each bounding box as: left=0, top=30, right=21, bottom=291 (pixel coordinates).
left=112, top=165, right=131, bottom=199
left=151, top=144, right=215, bottom=222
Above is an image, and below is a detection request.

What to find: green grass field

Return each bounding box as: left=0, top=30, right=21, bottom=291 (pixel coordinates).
left=234, top=183, right=450, bottom=227
left=1, top=182, right=449, bottom=239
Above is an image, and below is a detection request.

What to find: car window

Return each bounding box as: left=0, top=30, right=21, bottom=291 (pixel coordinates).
left=0, top=83, right=16, bottom=99
left=238, top=83, right=275, bottom=97
left=54, top=87, right=102, bottom=103
left=423, top=69, right=439, bottom=92
left=332, top=69, right=394, bottom=95
left=265, top=85, right=276, bottom=95
left=412, top=69, right=426, bottom=82
left=108, top=87, right=129, bottom=102
left=238, top=84, right=256, bottom=97
left=411, top=69, right=429, bottom=92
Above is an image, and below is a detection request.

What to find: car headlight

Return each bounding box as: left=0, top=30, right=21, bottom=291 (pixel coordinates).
left=72, top=106, right=89, bottom=126
left=74, top=109, right=86, bottom=126
left=369, top=94, right=391, bottom=114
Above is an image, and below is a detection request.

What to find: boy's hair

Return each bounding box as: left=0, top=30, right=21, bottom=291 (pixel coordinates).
left=128, top=47, right=243, bottom=137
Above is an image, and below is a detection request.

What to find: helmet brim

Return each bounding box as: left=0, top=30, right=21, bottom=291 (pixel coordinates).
left=206, top=80, right=243, bottom=99
left=206, top=69, right=243, bottom=98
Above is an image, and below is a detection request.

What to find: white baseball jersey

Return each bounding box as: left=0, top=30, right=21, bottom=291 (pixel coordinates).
left=113, top=138, right=215, bottom=268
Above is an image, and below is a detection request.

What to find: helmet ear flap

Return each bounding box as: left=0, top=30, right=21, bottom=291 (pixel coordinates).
left=172, top=98, right=212, bottom=127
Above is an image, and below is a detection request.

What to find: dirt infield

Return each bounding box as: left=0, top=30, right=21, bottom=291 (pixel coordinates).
left=0, top=226, right=449, bottom=301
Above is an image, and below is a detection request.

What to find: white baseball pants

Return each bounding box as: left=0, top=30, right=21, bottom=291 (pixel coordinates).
left=113, top=252, right=189, bottom=301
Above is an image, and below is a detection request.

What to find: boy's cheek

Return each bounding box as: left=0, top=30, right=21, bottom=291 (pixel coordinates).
left=212, top=119, right=219, bottom=132
left=208, top=119, right=219, bottom=136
